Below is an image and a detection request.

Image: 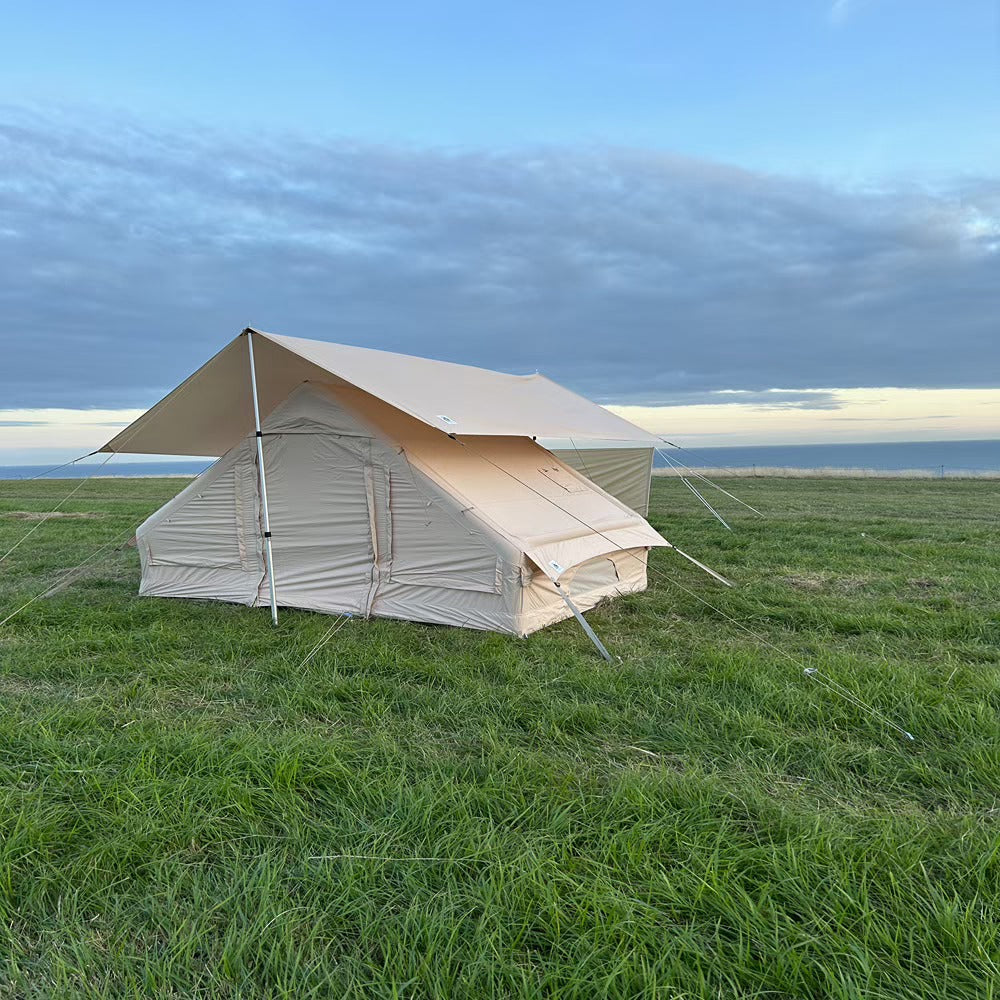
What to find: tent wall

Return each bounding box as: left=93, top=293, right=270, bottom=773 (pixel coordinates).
left=135, top=441, right=264, bottom=604
left=332, top=384, right=665, bottom=572
left=260, top=431, right=378, bottom=615
left=549, top=446, right=654, bottom=516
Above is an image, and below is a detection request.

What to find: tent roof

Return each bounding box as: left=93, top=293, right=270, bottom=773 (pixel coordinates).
left=100, top=328, right=659, bottom=456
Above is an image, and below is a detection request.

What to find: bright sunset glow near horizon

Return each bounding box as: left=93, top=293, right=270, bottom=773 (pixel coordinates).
left=3, top=385, right=998, bottom=466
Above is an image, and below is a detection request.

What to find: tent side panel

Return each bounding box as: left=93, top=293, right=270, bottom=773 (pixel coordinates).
left=323, top=386, right=670, bottom=578
left=548, top=446, right=653, bottom=516
left=370, top=579, right=521, bottom=633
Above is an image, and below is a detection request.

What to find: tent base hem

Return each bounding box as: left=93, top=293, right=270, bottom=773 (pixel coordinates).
left=133, top=566, right=648, bottom=639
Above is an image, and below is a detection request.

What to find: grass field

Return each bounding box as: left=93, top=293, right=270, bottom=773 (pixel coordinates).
left=0, top=475, right=998, bottom=998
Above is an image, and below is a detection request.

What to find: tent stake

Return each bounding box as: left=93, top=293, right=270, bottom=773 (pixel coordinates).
left=246, top=329, right=279, bottom=625
left=554, top=582, right=613, bottom=662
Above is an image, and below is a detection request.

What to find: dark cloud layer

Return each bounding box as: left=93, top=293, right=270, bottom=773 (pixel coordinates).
left=1, top=107, right=997, bottom=409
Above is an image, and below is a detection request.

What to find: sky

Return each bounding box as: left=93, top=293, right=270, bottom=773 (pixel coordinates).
left=1, top=0, right=998, bottom=461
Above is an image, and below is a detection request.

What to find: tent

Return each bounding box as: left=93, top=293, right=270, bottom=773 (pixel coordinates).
left=102, top=328, right=678, bottom=641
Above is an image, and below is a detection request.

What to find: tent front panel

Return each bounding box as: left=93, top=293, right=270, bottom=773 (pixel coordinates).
left=242, top=385, right=522, bottom=630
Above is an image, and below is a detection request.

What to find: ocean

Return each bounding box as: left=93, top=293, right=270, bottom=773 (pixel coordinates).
left=652, top=439, right=1000, bottom=475
left=2, top=439, right=1000, bottom=479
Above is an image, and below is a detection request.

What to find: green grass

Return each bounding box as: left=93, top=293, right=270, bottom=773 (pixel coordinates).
left=0, top=475, right=998, bottom=998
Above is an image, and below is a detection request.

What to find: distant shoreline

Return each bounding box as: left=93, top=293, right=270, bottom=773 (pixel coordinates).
left=652, top=467, right=1000, bottom=479
left=3, top=469, right=998, bottom=483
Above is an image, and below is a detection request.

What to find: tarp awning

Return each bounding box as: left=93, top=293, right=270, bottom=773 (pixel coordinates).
left=99, top=328, right=659, bottom=456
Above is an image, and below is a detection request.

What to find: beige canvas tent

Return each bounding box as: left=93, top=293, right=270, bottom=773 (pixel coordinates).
left=101, top=328, right=685, bottom=644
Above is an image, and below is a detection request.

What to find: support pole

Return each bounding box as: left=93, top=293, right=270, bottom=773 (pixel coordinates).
left=554, top=582, right=613, bottom=662
left=246, top=329, right=279, bottom=625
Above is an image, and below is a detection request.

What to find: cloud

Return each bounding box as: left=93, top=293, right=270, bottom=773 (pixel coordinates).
left=609, top=387, right=1000, bottom=446
left=622, top=389, right=845, bottom=409
left=694, top=390, right=843, bottom=410
left=1, top=106, right=998, bottom=411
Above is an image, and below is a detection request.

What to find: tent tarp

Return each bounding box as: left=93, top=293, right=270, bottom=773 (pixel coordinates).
left=101, top=328, right=659, bottom=457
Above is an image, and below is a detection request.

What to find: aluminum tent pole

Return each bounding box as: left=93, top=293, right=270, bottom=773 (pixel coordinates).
left=246, top=329, right=279, bottom=625
left=553, top=582, right=613, bottom=662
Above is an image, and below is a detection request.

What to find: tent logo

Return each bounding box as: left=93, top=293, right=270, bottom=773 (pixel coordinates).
left=437, top=415, right=457, bottom=426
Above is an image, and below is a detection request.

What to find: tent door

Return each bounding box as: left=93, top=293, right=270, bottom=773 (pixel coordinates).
left=361, top=455, right=394, bottom=618
left=258, top=432, right=378, bottom=615
left=361, top=462, right=380, bottom=617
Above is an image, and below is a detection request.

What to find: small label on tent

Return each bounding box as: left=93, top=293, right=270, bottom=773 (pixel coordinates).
left=437, top=414, right=457, bottom=426
left=548, top=560, right=565, bottom=575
